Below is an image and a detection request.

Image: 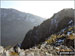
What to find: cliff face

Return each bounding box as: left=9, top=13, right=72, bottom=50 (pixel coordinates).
left=21, top=9, right=75, bottom=49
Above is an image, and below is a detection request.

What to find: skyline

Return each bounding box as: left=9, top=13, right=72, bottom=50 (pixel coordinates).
left=1, top=1, right=74, bottom=19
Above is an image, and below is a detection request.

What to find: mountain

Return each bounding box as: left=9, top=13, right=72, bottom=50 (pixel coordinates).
left=21, top=8, right=75, bottom=49
left=0, top=8, right=45, bottom=47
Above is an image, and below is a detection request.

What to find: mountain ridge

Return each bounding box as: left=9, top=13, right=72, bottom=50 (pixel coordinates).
left=21, top=8, right=75, bottom=49
left=1, top=8, right=45, bottom=47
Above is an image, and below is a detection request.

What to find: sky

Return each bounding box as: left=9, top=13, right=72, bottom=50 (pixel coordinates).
left=1, top=1, right=74, bottom=19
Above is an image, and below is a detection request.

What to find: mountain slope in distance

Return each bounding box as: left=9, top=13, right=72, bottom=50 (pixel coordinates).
left=1, top=8, right=45, bottom=47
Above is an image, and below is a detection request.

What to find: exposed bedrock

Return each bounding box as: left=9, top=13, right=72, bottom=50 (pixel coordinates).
left=21, top=9, right=75, bottom=49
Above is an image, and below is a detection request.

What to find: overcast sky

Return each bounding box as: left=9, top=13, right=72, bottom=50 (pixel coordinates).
left=1, top=1, right=74, bottom=19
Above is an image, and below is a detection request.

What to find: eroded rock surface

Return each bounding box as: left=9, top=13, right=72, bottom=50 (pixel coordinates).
left=21, top=9, right=75, bottom=49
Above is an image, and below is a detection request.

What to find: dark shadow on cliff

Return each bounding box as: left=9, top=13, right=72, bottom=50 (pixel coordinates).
left=21, top=8, right=75, bottom=49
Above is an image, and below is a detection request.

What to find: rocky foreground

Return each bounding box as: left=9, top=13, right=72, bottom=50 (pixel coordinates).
left=0, top=44, right=75, bottom=56
left=0, top=45, right=75, bottom=56
left=0, top=32, right=75, bottom=56
left=0, top=45, right=57, bottom=56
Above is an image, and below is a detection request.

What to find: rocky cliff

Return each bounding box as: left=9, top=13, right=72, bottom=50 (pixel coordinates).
left=21, top=8, right=75, bottom=49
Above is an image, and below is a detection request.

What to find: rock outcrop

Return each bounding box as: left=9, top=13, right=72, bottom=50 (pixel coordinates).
left=21, top=8, right=75, bottom=49
left=0, top=38, right=75, bottom=56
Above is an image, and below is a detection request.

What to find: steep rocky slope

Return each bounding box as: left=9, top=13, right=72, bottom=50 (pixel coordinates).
left=0, top=8, right=75, bottom=56
left=0, top=8, right=45, bottom=47
left=21, top=8, right=75, bottom=49
left=0, top=32, right=75, bottom=56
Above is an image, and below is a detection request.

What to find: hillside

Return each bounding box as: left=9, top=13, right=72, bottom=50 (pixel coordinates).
left=0, top=8, right=75, bottom=56
left=21, top=8, right=75, bottom=49
left=0, top=8, right=45, bottom=47
left=0, top=30, right=75, bottom=56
